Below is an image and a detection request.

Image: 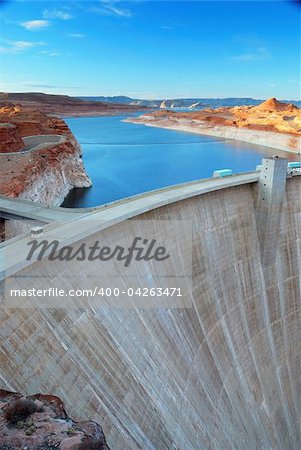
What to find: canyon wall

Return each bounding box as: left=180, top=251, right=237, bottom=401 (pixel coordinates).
left=0, top=123, right=24, bottom=153
left=18, top=136, right=91, bottom=206
left=0, top=176, right=300, bottom=449
left=0, top=106, right=92, bottom=206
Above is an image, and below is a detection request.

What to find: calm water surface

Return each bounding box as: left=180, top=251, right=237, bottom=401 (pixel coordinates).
left=63, top=114, right=298, bottom=207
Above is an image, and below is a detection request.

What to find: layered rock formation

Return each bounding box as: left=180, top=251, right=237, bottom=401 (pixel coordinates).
left=126, top=98, right=301, bottom=153
left=0, top=92, right=146, bottom=116
left=0, top=106, right=92, bottom=206
left=0, top=390, right=110, bottom=449
left=0, top=105, right=74, bottom=139
left=0, top=123, right=24, bottom=153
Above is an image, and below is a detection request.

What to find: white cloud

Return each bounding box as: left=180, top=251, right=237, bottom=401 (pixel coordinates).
left=233, top=33, right=264, bottom=47
left=105, top=4, right=132, bottom=18
left=0, top=81, right=82, bottom=96
left=0, top=39, right=44, bottom=54
left=89, top=1, right=132, bottom=18
left=229, top=47, right=271, bottom=62
left=22, top=83, right=81, bottom=89
left=40, top=50, right=60, bottom=57
left=67, top=33, right=84, bottom=38
left=21, top=20, right=50, bottom=31
left=229, top=34, right=271, bottom=62
left=0, top=46, right=16, bottom=54
left=14, top=41, right=35, bottom=49
left=43, top=10, right=73, bottom=20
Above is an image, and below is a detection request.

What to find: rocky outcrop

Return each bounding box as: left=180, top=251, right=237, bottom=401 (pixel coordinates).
left=126, top=98, right=301, bottom=153
left=0, top=123, right=24, bottom=153
left=188, top=102, right=204, bottom=109
left=0, top=138, right=92, bottom=206
left=0, top=106, right=74, bottom=139
left=0, top=106, right=92, bottom=206
left=160, top=100, right=169, bottom=109
left=253, top=97, right=299, bottom=113
left=0, top=390, right=110, bottom=449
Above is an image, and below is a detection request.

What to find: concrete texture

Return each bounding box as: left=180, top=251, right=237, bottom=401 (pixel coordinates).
left=256, top=157, right=288, bottom=265
left=0, top=171, right=300, bottom=449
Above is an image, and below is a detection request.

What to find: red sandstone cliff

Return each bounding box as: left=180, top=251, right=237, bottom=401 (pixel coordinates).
left=0, top=123, right=25, bottom=153
left=0, top=106, right=92, bottom=205
left=0, top=105, right=74, bottom=139
left=0, top=390, right=110, bottom=449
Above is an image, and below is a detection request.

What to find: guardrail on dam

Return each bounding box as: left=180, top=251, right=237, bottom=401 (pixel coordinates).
left=0, top=158, right=300, bottom=449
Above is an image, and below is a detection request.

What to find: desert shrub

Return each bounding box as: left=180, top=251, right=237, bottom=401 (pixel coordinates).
left=4, top=399, right=38, bottom=424
left=76, top=439, right=106, bottom=450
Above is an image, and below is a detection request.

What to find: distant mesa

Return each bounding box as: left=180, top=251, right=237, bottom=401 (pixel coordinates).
left=0, top=92, right=146, bottom=116
left=81, top=95, right=301, bottom=110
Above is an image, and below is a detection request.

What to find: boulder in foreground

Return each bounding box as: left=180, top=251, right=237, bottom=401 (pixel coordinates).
left=0, top=390, right=110, bottom=449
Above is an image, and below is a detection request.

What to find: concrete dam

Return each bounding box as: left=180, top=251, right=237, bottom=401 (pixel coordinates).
left=0, top=158, right=300, bottom=449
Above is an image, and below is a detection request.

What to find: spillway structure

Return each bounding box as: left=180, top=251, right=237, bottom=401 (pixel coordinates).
left=0, top=157, right=300, bottom=449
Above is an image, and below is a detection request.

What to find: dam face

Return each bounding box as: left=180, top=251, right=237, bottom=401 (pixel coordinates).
left=0, top=173, right=300, bottom=449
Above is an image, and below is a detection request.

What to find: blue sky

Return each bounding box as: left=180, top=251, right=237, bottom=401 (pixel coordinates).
left=0, top=1, right=300, bottom=99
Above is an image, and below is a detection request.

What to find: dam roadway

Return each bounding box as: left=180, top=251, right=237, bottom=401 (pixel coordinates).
left=0, top=160, right=300, bottom=449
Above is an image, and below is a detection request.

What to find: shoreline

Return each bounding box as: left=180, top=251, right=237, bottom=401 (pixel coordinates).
left=53, top=109, right=149, bottom=119
left=125, top=116, right=301, bottom=155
